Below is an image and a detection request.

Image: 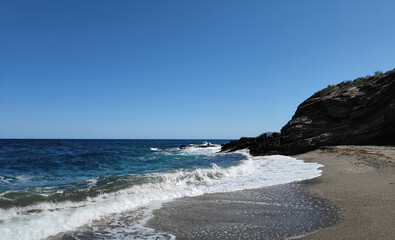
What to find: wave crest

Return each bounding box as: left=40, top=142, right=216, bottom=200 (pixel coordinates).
left=0, top=149, right=322, bottom=240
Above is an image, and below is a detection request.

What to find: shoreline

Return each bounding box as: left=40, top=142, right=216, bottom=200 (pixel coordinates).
left=146, top=181, right=341, bottom=240
left=295, top=145, right=395, bottom=240
left=147, top=145, right=395, bottom=239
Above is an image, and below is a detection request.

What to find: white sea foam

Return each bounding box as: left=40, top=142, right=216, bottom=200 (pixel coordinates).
left=89, top=202, right=176, bottom=240
left=0, top=147, right=322, bottom=240
left=172, top=145, right=222, bottom=156
left=85, top=178, right=98, bottom=187
left=0, top=176, right=11, bottom=184
left=15, top=175, right=33, bottom=182
left=150, top=147, right=159, bottom=151
left=0, top=175, right=33, bottom=185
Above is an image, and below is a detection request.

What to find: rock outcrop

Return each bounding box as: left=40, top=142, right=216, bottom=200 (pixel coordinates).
left=180, top=142, right=218, bottom=150
left=221, top=69, right=395, bottom=155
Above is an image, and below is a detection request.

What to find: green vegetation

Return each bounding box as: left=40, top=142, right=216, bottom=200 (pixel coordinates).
left=318, top=68, right=394, bottom=95
left=374, top=71, right=384, bottom=78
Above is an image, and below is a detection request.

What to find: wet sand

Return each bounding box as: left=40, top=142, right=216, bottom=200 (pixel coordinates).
left=147, top=146, right=395, bottom=239
left=147, top=183, right=341, bottom=240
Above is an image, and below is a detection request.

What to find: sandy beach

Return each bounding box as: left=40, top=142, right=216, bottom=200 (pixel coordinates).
left=147, top=146, right=395, bottom=239
left=296, top=146, right=395, bottom=240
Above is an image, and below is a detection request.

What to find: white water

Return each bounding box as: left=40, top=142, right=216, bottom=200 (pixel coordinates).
left=0, top=147, right=323, bottom=240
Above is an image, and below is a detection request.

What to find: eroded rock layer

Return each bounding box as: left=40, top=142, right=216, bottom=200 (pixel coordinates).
left=221, top=69, right=395, bottom=155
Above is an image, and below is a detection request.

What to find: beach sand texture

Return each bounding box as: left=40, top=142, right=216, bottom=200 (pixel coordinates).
left=148, top=146, right=395, bottom=239
left=297, top=146, right=395, bottom=240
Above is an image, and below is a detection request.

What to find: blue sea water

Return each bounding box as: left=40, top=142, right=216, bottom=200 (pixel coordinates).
left=0, top=139, right=323, bottom=240
left=0, top=139, right=238, bottom=193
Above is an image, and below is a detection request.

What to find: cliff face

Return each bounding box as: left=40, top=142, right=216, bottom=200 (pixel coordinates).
left=221, top=69, right=395, bottom=156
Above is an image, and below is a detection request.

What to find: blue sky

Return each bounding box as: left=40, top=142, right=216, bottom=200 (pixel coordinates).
left=1, top=0, right=394, bottom=139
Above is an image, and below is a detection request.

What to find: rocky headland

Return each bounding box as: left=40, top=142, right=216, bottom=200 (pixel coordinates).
left=222, top=69, right=395, bottom=155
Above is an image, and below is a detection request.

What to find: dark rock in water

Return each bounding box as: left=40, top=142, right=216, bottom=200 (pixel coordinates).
left=197, top=142, right=216, bottom=148
left=180, top=142, right=217, bottom=150
left=222, top=68, right=395, bottom=155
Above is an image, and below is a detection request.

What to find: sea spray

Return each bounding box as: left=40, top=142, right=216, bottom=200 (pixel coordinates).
left=0, top=140, right=322, bottom=239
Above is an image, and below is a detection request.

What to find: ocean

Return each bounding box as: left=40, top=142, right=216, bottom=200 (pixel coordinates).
left=0, top=139, right=322, bottom=239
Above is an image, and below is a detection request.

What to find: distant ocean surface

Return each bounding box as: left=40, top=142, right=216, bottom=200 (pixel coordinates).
left=0, top=139, right=322, bottom=240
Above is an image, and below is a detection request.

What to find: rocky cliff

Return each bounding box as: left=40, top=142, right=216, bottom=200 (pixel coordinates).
left=221, top=68, right=395, bottom=155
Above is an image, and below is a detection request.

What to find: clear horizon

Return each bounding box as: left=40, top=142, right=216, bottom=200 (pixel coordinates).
left=0, top=138, right=235, bottom=140
left=1, top=0, right=395, bottom=139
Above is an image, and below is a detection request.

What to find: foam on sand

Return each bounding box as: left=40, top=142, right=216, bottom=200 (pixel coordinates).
left=0, top=147, right=322, bottom=240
